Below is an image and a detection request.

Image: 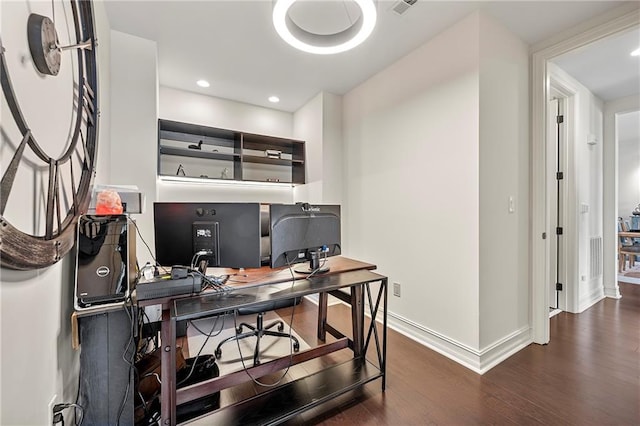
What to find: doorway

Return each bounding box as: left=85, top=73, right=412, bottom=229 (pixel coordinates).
left=531, top=7, right=640, bottom=344
left=614, top=109, right=640, bottom=283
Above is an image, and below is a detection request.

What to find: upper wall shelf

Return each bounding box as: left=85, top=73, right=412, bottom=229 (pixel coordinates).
left=158, top=119, right=306, bottom=185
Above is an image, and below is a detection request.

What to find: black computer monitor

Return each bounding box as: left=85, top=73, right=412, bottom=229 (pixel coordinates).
left=153, top=202, right=262, bottom=269
left=269, top=203, right=341, bottom=274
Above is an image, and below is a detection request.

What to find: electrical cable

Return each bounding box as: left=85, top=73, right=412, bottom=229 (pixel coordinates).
left=189, top=315, right=227, bottom=338
left=116, top=298, right=136, bottom=425
left=139, top=307, right=159, bottom=353
left=185, top=269, right=233, bottom=294
left=232, top=252, right=324, bottom=388
left=52, top=403, right=84, bottom=426
left=70, top=339, right=85, bottom=426
left=176, top=314, right=226, bottom=387
left=127, top=217, right=169, bottom=275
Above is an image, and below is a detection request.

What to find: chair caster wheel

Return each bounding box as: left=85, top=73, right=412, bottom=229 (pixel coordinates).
left=254, top=360, right=261, bottom=366
left=277, top=323, right=284, bottom=332
left=215, top=349, right=222, bottom=359
left=236, top=327, right=243, bottom=334
left=293, top=342, right=300, bottom=352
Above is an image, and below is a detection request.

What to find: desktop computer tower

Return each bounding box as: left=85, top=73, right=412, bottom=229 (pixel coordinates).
left=75, top=214, right=136, bottom=309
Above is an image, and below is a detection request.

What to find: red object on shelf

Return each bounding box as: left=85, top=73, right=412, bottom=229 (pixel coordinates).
left=95, top=190, right=123, bottom=215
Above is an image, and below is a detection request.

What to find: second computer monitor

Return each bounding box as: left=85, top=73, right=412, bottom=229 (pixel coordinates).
left=153, top=202, right=262, bottom=269
left=270, top=203, right=341, bottom=273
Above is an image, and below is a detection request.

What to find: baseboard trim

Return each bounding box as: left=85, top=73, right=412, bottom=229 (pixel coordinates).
left=578, top=284, right=605, bottom=313
left=386, top=311, right=531, bottom=374
left=307, top=295, right=532, bottom=374
left=603, top=283, right=622, bottom=299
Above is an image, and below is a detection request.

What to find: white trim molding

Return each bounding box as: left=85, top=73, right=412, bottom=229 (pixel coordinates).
left=530, top=4, right=640, bottom=344
left=578, top=284, right=605, bottom=313
left=333, top=296, right=531, bottom=374
left=604, top=95, right=640, bottom=299
left=387, top=311, right=531, bottom=375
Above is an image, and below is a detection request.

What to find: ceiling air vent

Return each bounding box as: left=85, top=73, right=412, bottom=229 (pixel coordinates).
left=391, top=0, right=418, bottom=15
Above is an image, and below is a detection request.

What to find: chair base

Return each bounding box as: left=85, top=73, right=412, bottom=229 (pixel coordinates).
left=215, top=312, right=300, bottom=366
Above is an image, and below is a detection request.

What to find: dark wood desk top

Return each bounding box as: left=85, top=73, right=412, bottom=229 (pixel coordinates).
left=136, top=256, right=376, bottom=308
left=207, top=256, right=376, bottom=289
left=172, top=268, right=385, bottom=321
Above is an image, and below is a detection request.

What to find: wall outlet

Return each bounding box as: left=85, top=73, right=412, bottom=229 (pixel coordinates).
left=48, top=394, right=58, bottom=425
left=393, top=282, right=401, bottom=297
left=145, top=304, right=162, bottom=322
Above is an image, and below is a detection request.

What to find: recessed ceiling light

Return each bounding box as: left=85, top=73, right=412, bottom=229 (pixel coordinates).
left=196, top=79, right=210, bottom=88
left=273, top=0, right=377, bottom=55
left=631, top=48, right=640, bottom=57
left=268, top=96, right=280, bottom=103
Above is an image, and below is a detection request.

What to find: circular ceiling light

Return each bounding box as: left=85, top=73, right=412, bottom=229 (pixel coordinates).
left=273, top=0, right=377, bottom=55
left=196, top=79, right=210, bottom=88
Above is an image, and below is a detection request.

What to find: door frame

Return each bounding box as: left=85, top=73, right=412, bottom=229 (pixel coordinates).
left=605, top=100, right=640, bottom=297
left=530, top=5, right=639, bottom=344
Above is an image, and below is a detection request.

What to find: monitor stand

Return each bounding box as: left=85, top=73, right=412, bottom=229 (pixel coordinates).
left=197, top=259, right=209, bottom=275
left=294, top=250, right=329, bottom=274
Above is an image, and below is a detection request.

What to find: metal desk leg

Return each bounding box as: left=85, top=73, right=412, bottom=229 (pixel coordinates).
left=317, top=291, right=328, bottom=341
left=351, top=284, right=364, bottom=357
left=382, top=277, right=388, bottom=390
left=363, top=278, right=387, bottom=392
left=160, top=308, right=177, bottom=425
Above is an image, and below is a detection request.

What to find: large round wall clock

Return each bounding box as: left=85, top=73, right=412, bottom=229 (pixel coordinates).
left=0, top=0, right=99, bottom=270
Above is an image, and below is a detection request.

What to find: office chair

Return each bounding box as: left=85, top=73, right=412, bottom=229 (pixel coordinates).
left=214, top=298, right=301, bottom=366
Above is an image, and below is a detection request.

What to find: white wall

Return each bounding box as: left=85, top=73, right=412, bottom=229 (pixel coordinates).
left=548, top=63, right=605, bottom=312
left=617, top=111, right=640, bottom=218
left=160, top=86, right=293, bottom=139
left=477, top=13, right=530, bottom=352
left=109, top=58, right=299, bottom=264
left=157, top=87, right=297, bottom=208
left=0, top=2, right=111, bottom=424
left=344, top=13, right=482, bottom=357
left=293, top=93, right=324, bottom=203
left=110, top=30, right=159, bottom=265
left=342, top=11, right=530, bottom=372
left=604, top=94, right=640, bottom=296
left=292, top=91, right=344, bottom=205
left=321, top=92, right=344, bottom=205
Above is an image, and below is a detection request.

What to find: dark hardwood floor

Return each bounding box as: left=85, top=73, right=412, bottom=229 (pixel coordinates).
left=269, top=283, right=640, bottom=425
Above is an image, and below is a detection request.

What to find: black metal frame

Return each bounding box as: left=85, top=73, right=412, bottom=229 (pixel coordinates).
left=158, top=269, right=387, bottom=425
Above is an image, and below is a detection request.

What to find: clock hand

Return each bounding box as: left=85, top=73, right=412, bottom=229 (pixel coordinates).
left=57, top=39, right=93, bottom=51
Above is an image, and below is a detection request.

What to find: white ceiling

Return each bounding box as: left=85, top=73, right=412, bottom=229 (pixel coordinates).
left=552, top=26, right=640, bottom=102
left=104, top=0, right=636, bottom=112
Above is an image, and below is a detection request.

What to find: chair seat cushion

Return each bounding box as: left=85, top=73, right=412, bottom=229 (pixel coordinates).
left=237, top=297, right=301, bottom=315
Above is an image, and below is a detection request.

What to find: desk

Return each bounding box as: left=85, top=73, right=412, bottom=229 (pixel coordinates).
left=143, top=257, right=386, bottom=425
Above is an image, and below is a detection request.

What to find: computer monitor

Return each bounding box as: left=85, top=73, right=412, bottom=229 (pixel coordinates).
left=269, top=203, right=341, bottom=274
left=153, top=202, right=262, bottom=269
